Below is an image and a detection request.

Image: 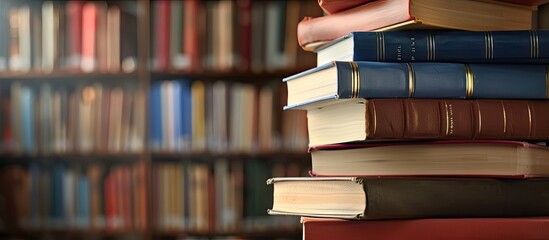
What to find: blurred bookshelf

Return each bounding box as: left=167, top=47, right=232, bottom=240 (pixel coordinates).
left=0, top=0, right=321, bottom=239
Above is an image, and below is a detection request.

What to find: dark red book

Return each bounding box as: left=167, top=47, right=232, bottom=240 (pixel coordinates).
left=155, top=0, right=170, bottom=71
left=307, top=99, right=549, bottom=147
left=302, top=217, right=549, bottom=240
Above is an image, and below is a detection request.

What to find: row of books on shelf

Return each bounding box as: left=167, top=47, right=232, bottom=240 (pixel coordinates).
left=149, top=0, right=320, bottom=73
left=153, top=160, right=303, bottom=232
left=1, top=82, right=145, bottom=155
left=0, top=159, right=305, bottom=233
left=0, top=79, right=308, bottom=155
left=267, top=0, right=549, bottom=238
left=149, top=80, right=308, bottom=154
left=0, top=0, right=137, bottom=74
left=0, top=161, right=147, bottom=231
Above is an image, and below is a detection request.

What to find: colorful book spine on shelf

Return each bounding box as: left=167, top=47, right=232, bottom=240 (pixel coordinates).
left=316, top=30, right=549, bottom=65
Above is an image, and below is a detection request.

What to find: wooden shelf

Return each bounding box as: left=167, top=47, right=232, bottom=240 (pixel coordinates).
left=150, top=151, right=309, bottom=162
left=0, top=229, right=149, bottom=238
left=0, top=71, right=138, bottom=81
left=153, top=228, right=301, bottom=238
left=150, top=68, right=310, bottom=82
left=0, top=152, right=142, bottom=164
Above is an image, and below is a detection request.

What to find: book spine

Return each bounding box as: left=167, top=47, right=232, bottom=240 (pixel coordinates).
left=365, top=99, right=549, bottom=140
left=353, top=30, right=549, bottom=63
left=335, top=62, right=548, bottom=99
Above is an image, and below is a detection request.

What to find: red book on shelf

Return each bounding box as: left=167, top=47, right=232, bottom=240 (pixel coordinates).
left=155, top=0, right=170, bottom=71
left=81, top=2, right=96, bottom=72
left=297, top=0, right=536, bottom=50
left=302, top=217, right=549, bottom=240
left=184, top=0, right=203, bottom=70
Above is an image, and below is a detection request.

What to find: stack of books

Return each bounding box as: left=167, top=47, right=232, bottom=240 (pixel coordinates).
left=268, top=0, right=549, bottom=239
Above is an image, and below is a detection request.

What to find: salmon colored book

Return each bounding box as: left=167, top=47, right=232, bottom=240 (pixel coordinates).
left=318, top=0, right=549, bottom=15
left=302, top=217, right=549, bottom=240
left=298, top=0, right=536, bottom=50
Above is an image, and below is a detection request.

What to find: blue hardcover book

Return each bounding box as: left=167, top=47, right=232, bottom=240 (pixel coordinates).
left=20, top=86, right=34, bottom=153
left=29, top=162, right=41, bottom=229
left=51, top=163, right=65, bottom=229
left=76, top=171, right=90, bottom=228
left=316, top=30, right=549, bottom=66
left=180, top=80, right=192, bottom=150
left=284, top=61, right=549, bottom=110
left=149, top=82, right=163, bottom=151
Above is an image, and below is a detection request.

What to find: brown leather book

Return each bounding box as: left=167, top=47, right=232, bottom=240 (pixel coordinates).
left=307, top=99, right=549, bottom=146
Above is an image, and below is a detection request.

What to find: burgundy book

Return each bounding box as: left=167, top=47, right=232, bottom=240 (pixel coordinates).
left=302, top=217, right=549, bottom=240
left=298, top=0, right=536, bottom=50
left=307, top=99, right=549, bottom=146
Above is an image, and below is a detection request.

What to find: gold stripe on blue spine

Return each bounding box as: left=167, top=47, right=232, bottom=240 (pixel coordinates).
left=349, top=62, right=360, bottom=98
left=484, top=32, right=494, bottom=59
left=427, top=34, right=435, bottom=61
left=406, top=63, right=415, bottom=97
left=530, top=30, right=539, bottom=59
left=465, top=64, right=474, bottom=98
left=376, top=32, right=385, bottom=61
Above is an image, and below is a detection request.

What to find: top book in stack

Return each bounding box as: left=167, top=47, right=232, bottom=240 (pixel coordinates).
left=299, top=0, right=540, bottom=51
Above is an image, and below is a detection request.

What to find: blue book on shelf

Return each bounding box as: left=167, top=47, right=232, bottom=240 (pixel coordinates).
left=180, top=80, right=192, bottom=149
left=149, top=82, right=163, bottom=150
left=29, top=162, right=41, bottom=229
left=51, top=163, right=65, bottom=229
left=284, top=61, right=549, bottom=109
left=20, top=86, right=34, bottom=153
left=316, top=30, right=549, bottom=66
left=76, top=172, right=90, bottom=228
left=171, top=80, right=183, bottom=150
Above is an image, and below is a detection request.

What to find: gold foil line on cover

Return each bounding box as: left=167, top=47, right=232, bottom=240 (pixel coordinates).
left=349, top=62, right=360, bottom=98
left=527, top=103, right=532, bottom=137
left=406, top=63, right=415, bottom=97
left=428, top=34, right=435, bottom=61
left=501, top=101, right=507, bottom=135
left=476, top=101, right=482, bottom=137
left=483, top=32, right=494, bottom=59
left=530, top=30, right=539, bottom=59
left=465, top=64, right=474, bottom=98
left=444, top=102, right=450, bottom=136
left=371, top=100, right=377, bottom=136
left=376, top=32, right=383, bottom=61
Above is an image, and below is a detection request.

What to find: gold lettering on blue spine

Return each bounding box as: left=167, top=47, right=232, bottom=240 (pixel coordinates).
left=465, top=64, right=474, bottom=98
left=427, top=34, right=435, bottom=61
left=349, top=62, right=360, bottom=98
left=530, top=30, right=539, bottom=59
left=501, top=101, right=507, bottom=135
left=484, top=32, right=494, bottom=59
left=406, top=63, right=415, bottom=97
